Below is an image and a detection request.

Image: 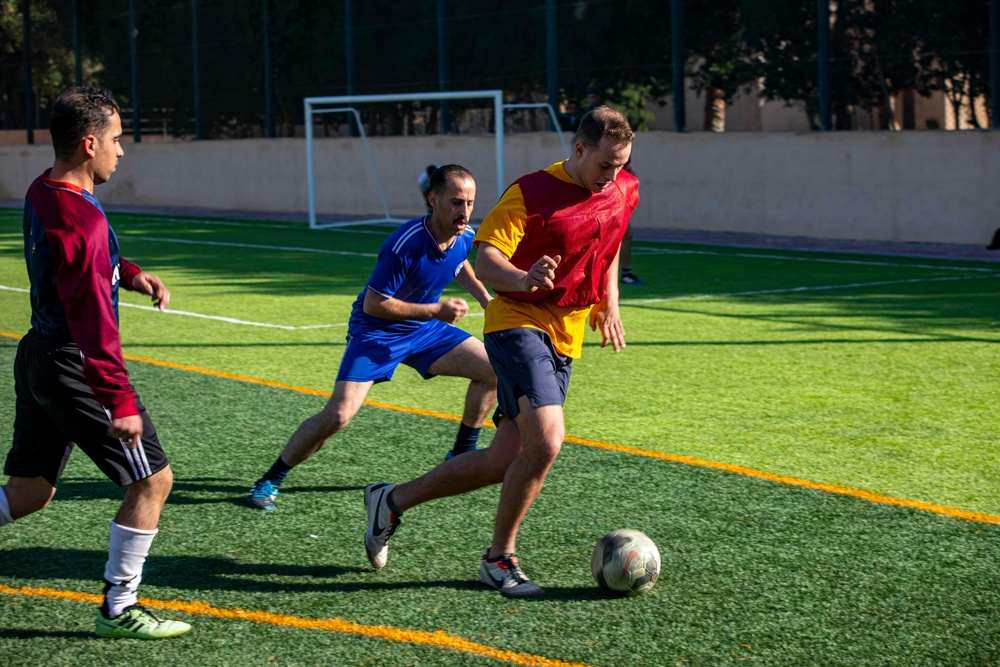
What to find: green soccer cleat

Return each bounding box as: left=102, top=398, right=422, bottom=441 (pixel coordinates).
left=95, top=604, right=192, bottom=639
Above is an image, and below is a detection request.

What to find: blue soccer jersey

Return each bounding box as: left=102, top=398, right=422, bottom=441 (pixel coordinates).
left=348, top=216, right=475, bottom=336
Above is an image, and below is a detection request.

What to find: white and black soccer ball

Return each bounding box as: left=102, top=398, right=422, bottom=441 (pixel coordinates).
left=590, top=528, right=661, bottom=596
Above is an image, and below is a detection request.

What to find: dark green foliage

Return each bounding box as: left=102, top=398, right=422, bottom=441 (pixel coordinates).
left=3, top=0, right=993, bottom=136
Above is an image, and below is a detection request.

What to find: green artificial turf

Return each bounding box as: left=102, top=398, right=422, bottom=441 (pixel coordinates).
left=0, top=209, right=998, bottom=666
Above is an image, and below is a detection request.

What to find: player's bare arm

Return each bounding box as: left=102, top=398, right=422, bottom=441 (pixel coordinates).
left=363, top=288, right=469, bottom=324
left=589, top=248, right=626, bottom=352
left=475, top=243, right=561, bottom=293
left=130, top=272, right=171, bottom=311
left=454, top=260, right=492, bottom=309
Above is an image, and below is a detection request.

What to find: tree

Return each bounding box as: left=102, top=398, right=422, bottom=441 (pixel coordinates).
left=685, top=0, right=759, bottom=131
left=909, top=0, right=992, bottom=128
left=0, top=0, right=101, bottom=131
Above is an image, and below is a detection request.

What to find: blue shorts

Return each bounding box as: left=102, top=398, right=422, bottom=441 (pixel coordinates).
left=484, top=328, right=572, bottom=422
left=336, top=319, right=473, bottom=384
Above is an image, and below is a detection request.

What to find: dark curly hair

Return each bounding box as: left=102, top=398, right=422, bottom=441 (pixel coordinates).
left=50, top=87, right=120, bottom=162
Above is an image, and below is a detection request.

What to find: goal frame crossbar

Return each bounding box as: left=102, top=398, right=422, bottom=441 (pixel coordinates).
left=304, top=90, right=504, bottom=230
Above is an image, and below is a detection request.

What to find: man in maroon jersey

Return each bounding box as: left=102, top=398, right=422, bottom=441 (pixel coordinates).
left=0, top=87, right=191, bottom=639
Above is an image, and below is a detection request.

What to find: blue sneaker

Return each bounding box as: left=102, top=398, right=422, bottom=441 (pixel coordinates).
left=247, top=480, right=279, bottom=510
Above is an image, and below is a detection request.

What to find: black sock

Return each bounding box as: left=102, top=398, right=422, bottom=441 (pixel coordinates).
left=260, top=456, right=293, bottom=487
left=451, top=423, right=481, bottom=454
left=622, top=266, right=633, bottom=274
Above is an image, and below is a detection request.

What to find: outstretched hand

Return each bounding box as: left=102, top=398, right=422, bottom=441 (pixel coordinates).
left=131, top=272, right=171, bottom=311
left=589, top=298, right=626, bottom=353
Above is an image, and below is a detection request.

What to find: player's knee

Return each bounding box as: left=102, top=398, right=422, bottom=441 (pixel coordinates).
left=4, top=480, right=56, bottom=519
left=132, top=465, right=173, bottom=503
left=481, top=371, right=498, bottom=391
left=532, top=436, right=563, bottom=466
left=544, top=437, right=563, bottom=461
left=317, top=406, right=354, bottom=437
left=154, top=464, right=174, bottom=492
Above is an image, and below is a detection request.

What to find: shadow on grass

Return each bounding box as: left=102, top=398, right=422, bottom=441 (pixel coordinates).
left=53, top=477, right=366, bottom=508
left=0, top=547, right=502, bottom=595
left=0, top=629, right=93, bottom=639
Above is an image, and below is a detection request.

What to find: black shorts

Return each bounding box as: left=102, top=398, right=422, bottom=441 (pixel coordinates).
left=6, top=329, right=168, bottom=487
left=484, top=328, right=573, bottom=423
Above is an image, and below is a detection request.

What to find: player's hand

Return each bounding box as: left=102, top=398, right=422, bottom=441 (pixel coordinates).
left=435, top=298, right=470, bottom=324
left=108, top=414, right=143, bottom=447
left=132, top=272, right=171, bottom=311
left=589, top=299, right=626, bottom=353
left=522, top=255, right=561, bottom=292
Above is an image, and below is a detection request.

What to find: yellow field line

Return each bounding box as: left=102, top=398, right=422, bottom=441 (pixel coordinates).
left=2, top=329, right=998, bottom=526
left=562, top=435, right=1000, bottom=526
left=0, top=584, right=592, bottom=667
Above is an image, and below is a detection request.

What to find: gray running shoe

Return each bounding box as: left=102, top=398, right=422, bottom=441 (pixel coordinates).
left=364, top=482, right=400, bottom=569
left=479, top=549, right=545, bottom=598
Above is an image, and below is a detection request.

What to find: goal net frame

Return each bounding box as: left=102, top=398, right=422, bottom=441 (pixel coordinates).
left=304, top=90, right=505, bottom=230
left=304, top=91, right=570, bottom=230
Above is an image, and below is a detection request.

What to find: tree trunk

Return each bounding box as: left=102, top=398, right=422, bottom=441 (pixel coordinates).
left=703, top=86, right=726, bottom=132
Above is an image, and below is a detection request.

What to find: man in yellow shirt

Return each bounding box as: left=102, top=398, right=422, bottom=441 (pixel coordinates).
left=363, top=107, right=638, bottom=597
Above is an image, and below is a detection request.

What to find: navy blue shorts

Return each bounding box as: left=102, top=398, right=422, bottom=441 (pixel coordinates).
left=336, top=319, right=473, bottom=383
left=484, top=328, right=572, bottom=422
left=7, top=329, right=168, bottom=488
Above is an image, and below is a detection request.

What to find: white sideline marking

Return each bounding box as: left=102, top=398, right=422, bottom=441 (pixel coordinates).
left=122, top=304, right=351, bottom=330
left=620, top=273, right=1000, bottom=307
left=634, top=246, right=996, bottom=273
left=126, top=236, right=378, bottom=258
left=3, top=273, right=995, bottom=329
left=0, top=285, right=345, bottom=330
left=112, top=216, right=391, bottom=235
left=0, top=284, right=481, bottom=330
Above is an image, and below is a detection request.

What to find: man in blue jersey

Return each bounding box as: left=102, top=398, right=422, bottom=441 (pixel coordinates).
left=247, top=165, right=496, bottom=518
left=0, top=87, right=191, bottom=638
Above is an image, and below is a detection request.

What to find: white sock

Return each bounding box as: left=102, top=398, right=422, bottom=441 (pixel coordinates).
left=0, top=487, right=12, bottom=526
left=102, top=521, right=157, bottom=618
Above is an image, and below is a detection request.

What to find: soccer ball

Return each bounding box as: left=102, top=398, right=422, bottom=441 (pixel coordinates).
left=590, top=529, right=660, bottom=596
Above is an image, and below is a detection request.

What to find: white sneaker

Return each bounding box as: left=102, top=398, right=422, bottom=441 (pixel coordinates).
left=364, top=482, right=400, bottom=569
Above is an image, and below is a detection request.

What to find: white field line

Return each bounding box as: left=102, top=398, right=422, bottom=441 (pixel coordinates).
left=111, top=216, right=391, bottom=235
left=0, top=284, right=479, bottom=330
left=633, top=246, right=997, bottom=273
left=120, top=232, right=994, bottom=273
left=620, top=273, right=1000, bottom=307
left=4, top=272, right=996, bottom=329
left=126, top=236, right=378, bottom=258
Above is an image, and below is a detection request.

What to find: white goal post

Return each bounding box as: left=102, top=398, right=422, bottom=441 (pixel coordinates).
left=305, top=90, right=504, bottom=230
left=303, top=91, right=570, bottom=230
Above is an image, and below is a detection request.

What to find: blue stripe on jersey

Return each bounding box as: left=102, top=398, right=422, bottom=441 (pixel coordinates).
left=348, top=217, right=474, bottom=336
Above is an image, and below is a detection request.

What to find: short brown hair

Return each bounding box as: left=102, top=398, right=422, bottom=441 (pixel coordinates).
left=50, top=87, right=120, bottom=162
left=574, top=105, right=634, bottom=150
left=429, top=164, right=475, bottom=195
